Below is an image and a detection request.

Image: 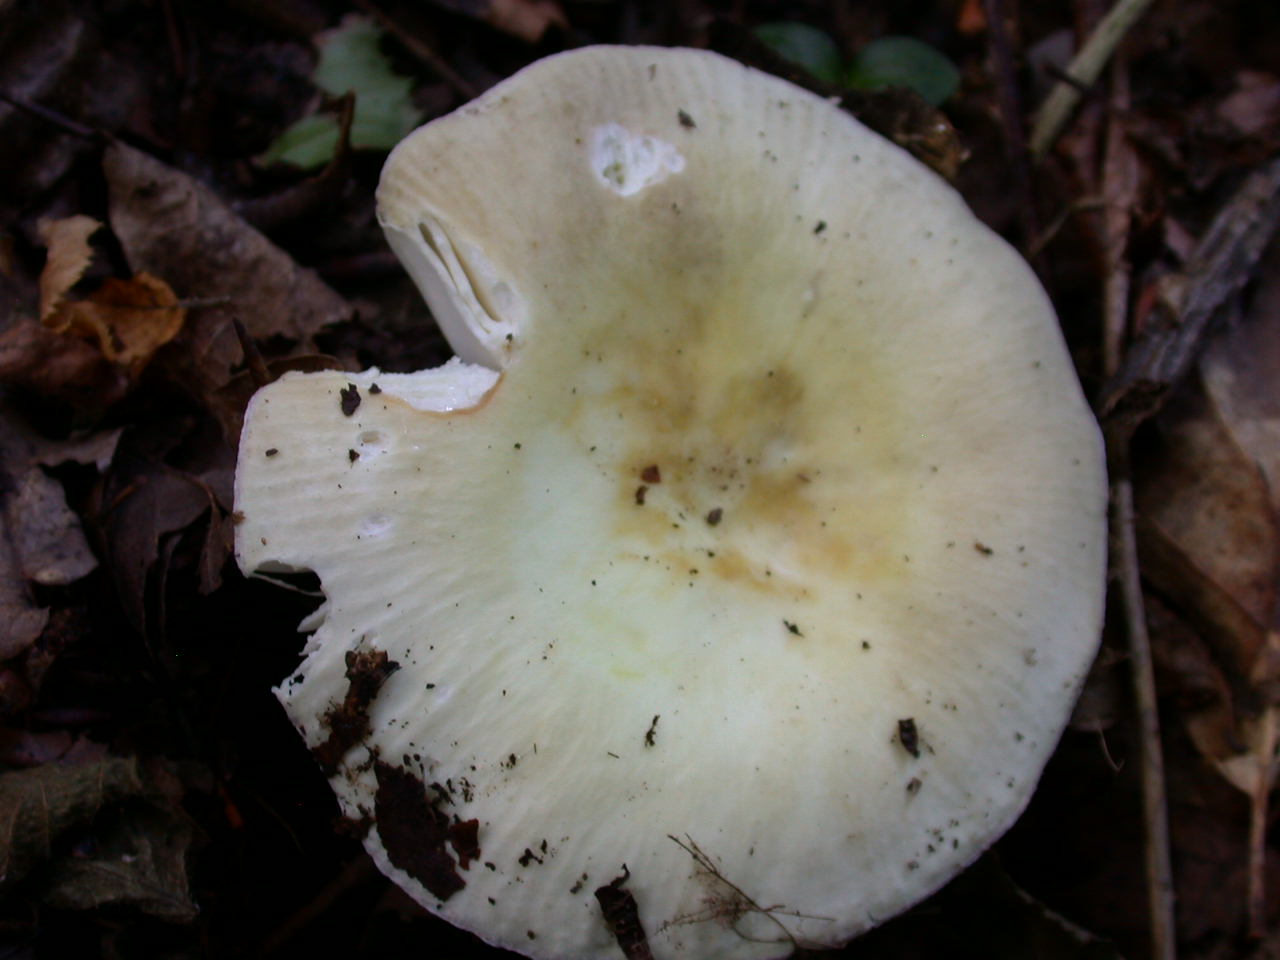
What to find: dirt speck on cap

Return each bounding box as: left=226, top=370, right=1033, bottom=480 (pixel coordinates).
left=313, top=649, right=400, bottom=775
left=374, top=761, right=476, bottom=901
left=595, top=866, right=654, bottom=960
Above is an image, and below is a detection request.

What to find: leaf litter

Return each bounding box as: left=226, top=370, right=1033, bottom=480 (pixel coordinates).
left=1, top=1, right=1280, bottom=958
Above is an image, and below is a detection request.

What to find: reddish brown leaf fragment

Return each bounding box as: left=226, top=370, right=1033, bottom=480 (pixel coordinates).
left=640, top=464, right=660, bottom=484
left=313, top=649, right=400, bottom=775
left=595, top=866, right=655, bottom=960
left=340, top=383, right=361, bottom=416
left=373, top=761, right=467, bottom=901
left=448, top=818, right=481, bottom=869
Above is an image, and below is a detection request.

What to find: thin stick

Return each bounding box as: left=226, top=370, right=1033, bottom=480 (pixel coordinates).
left=1100, top=48, right=1137, bottom=377
left=1111, top=470, right=1177, bottom=960
left=232, top=316, right=272, bottom=388
left=0, top=90, right=104, bottom=142
left=354, top=0, right=479, bottom=101
left=1246, top=711, right=1276, bottom=939
left=1101, top=154, right=1280, bottom=434
left=981, top=0, right=1039, bottom=252
left=1029, top=0, right=1156, bottom=158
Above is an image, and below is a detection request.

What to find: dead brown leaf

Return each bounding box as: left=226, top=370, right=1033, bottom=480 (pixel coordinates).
left=0, top=756, right=144, bottom=892
left=0, top=755, right=197, bottom=921
left=46, top=272, right=186, bottom=376
left=1136, top=383, right=1277, bottom=681
left=103, top=142, right=352, bottom=414
left=427, top=0, right=567, bottom=43
left=1218, top=71, right=1280, bottom=139
left=0, top=410, right=107, bottom=663
left=0, top=317, right=129, bottom=409
left=97, top=433, right=228, bottom=637
left=1201, top=237, right=1280, bottom=508
left=1137, top=234, right=1280, bottom=936
left=37, top=791, right=198, bottom=921
left=36, top=214, right=100, bottom=323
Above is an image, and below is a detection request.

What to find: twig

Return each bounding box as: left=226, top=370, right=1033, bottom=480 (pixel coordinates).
left=0, top=90, right=105, bottom=142
left=981, top=0, right=1039, bottom=252
left=1029, top=0, right=1156, bottom=159
left=1246, top=709, right=1278, bottom=939
left=354, top=0, right=479, bottom=101
left=1100, top=154, right=1280, bottom=436
left=1110, top=448, right=1177, bottom=960
left=232, top=316, right=272, bottom=388
left=1027, top=197, right=1105, bottom=259
left=1098, top=43, right=1172, bottom=955
left=255, top=855, right=381, bottom=957
left=1100, top=48, right=1138, bottom=377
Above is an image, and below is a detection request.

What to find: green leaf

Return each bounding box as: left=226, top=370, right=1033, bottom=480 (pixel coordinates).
left=753, top=22, right=843, bottom=85
left=846, top=36, right=960, bottom=106
left=262, top=16, right=421, bottom=170
left=260, top=114, right=343, bottom=170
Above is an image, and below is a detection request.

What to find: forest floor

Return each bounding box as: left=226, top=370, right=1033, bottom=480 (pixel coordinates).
left=2, top=0, right=1280, bottom=958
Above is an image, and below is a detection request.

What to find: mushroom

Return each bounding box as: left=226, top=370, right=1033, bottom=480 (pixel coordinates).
left=234, top=46, right=1106, bottom=960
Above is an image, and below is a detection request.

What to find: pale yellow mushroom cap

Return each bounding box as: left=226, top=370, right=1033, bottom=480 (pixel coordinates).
left=234, top=45, right=1106, bottom=960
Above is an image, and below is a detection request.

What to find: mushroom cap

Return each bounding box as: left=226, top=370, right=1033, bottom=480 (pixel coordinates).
left=234, top=46, right=1106, bottom=960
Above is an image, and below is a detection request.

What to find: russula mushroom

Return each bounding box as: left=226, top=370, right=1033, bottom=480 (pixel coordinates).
left=234, top=46, right=1106, bottom=960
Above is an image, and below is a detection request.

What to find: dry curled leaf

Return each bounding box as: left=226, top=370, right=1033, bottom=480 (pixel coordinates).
left=0, top=409, right=105, bottom=663
left=45, top=272, right=186, bottom=377
left=454, top=0, right=567, bottom=43
left=0, top=756, right=144, bottom=891
left=97, top=431, right=229, bottom=637
left=1137, top=236, right=1280, bottom=936
left=36, top=214, right=100, bottom=322
left=0, top=755, right=196, bottom=921
left=103, top=142, right=352, bottom=409
left=37, top=791, right=197, bottom=921
left=1136, top=382, right=1277, bottom=685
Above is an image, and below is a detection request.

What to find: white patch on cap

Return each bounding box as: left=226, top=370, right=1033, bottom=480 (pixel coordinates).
left=589, top=123, right=685, bottom=196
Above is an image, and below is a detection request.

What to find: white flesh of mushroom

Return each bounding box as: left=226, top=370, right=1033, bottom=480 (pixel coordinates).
left=234, top=46, right=1107, bottom=960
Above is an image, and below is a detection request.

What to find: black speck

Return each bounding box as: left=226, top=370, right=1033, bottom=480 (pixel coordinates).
left=340, top=383, right=361, bottom=416
left=635, top=485, right=648, bottom=506
left=369, top=383, right=382, bottom=395
left=514, top=442, right=522, bottom=450
left=814, top=220, right=827, bottom=234
left=783, top=620, right=803, bottom=637
left=906, top=777, right=922, bottom=794
left=677, top=109, right=696, bottom=128
left=265, top=448, right=278, bottom=457
left=898, top=718, right=920, bottom=758
left=348, top=449, right=359, bottom=463
left=644, top=715, right=660, bottom=748
left=974, top=542, right=994, bottom=556
left=705, top=508, right=723, bottom=526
